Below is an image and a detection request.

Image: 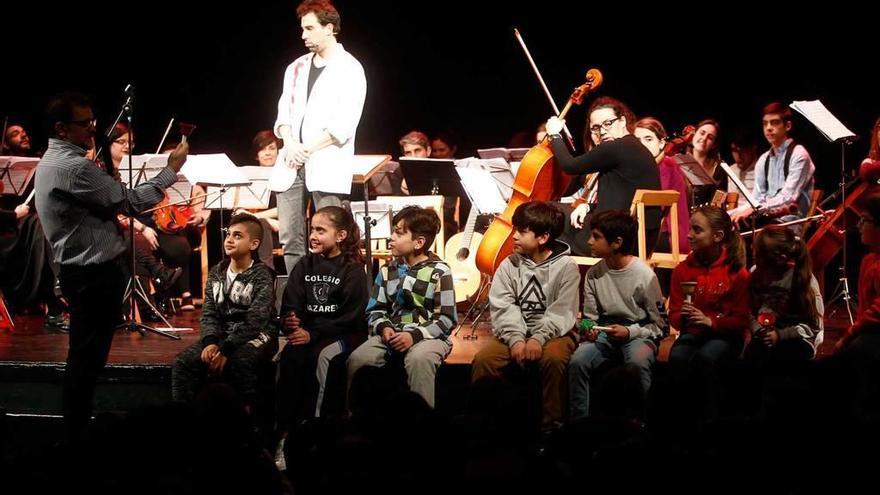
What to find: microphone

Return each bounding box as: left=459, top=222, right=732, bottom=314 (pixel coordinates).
left=124, top=84, right=134, bottom=96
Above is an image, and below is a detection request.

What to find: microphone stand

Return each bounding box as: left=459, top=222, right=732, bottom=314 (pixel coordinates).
left=112, top=86, right=180, bottom=339
left=95, top=85, right=134, bottom=176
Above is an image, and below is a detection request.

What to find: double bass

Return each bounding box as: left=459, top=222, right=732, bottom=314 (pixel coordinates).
left=475, top=69, right=603, bottom=275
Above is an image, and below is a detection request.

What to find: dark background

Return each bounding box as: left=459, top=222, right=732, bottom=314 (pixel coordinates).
left=2, top=1, right=876, bottom=194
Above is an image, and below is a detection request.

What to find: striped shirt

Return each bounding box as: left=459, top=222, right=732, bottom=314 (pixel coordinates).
left=34, top=138, right=177, bottom=266
left=366, top=253, right=457, bottom=343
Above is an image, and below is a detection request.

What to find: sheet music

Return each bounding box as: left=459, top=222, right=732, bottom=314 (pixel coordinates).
left=351, top=154, right=391, bottom=181
left=350, top=201, right=393, bottom=239
left=0, top=156, right=40, bottom=166
left=476, top=147, right=531, bottom=162
left=117, top=154, right=169, bottom=186
left=790, top=100, right=856, bottom=143
left=166, top=178, right=193, bottom=205
left=181, top=154, right=250, bottom=187
left=674, top=154, right=717, bottom=187
left=719, top=162, right=760, bottom=209
left=0, top=158, right=38, bottom=196
left=233, top=166, right=274, bottom=209
left=456, top=167, right=508, bottom=214
left=455, top=157, right=514, bottom=201
left=205, top=186, right=238, bottom=210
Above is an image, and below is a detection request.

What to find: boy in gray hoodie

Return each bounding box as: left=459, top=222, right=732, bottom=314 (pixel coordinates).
left=472, top=201, right=580, bottom=427
left=568, top=210, right=668, bottom=420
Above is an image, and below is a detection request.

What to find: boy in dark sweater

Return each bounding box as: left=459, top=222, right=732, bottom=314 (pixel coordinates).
left=172, top=213, right=276, bottom=404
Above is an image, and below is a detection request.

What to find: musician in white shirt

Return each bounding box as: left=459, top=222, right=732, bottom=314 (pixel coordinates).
left=270, top=0, right=366, bottom=273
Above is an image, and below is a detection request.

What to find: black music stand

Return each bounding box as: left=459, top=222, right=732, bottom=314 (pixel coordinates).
left=398, top=157, right=466, bottom=198
left=790, top=100, right=858, bottom=323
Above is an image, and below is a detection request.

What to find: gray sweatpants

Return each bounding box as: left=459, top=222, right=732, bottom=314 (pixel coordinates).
left=347, top=335, right=451, bottom=408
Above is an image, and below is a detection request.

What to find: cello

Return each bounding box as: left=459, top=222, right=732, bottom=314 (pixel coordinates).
left=475, top=69, right=603, bottom=275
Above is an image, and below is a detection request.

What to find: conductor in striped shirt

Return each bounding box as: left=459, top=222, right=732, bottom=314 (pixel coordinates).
left=34, top=92, right=189, bottom=442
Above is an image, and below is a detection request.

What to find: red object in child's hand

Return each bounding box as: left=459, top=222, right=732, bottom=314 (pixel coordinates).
left=757, top=312, right=776, bottom=328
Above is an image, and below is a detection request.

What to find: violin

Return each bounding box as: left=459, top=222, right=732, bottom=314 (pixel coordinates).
left=154, top=196, right=194, bottom=234
left=663, top=125, right=696, bottom=157
left=475, top=69, right=603, bottom=275
left=153, top=122, right=198, bottom=234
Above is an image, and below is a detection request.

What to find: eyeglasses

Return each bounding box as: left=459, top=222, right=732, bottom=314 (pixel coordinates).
left=589, top=116, right=621, bottom=135
left=113, top=138, right=135, bottom=147
left=68, top=118, right=96, bottom=128
left=858, top=217, right=876, bottom=227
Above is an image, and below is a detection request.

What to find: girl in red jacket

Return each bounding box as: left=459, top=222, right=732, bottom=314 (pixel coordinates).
left=668, top=205, right=751, bottom=419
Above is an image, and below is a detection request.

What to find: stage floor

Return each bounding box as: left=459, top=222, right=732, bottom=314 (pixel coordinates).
left=0, top=305, right=849, bottom=366
left=0, top=308, right=497, bottom=366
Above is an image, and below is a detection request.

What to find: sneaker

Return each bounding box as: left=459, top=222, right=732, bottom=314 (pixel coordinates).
left=154, top=266, right=182, bottom=293
left=45, top=313, right=70, bottom=333
left=274, top=437, right=287, bottom=472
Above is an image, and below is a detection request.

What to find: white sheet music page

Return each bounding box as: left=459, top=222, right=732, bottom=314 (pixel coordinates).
left=790, top=100, right=856, bottom=143
left=719, top=162, right=760, bottom=209
left=235, top=166, right=274, bottom=209
left=166, top=178, right=193, bottom=205
left=116, top=154, right=168, bottom=186
left=456, top=167, right=508, bottom=215
left=181, top=154, right=250, bottom=187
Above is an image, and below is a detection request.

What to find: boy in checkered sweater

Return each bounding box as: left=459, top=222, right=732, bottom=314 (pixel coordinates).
left=347, top=206, right=457, bottom=408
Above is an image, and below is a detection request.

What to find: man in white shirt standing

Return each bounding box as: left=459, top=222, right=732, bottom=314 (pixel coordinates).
left=270, top=0, right=367, bottom=273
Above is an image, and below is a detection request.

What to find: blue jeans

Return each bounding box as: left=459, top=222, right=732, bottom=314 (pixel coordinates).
left=568, top=333, right=656, bottom=420
left=276, top=169, right=344, bottom=274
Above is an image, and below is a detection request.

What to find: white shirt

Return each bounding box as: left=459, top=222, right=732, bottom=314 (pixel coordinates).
left=274, top=44, right=367, bottom=194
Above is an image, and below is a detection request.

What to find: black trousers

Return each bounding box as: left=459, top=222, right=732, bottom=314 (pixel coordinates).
left=276, top=338, right=352, bottom=430
left=172, top=334, right=278, bottom=404
left=58, top=259, right=126, bottom=441
left=156, top=226, right=200, bottom=294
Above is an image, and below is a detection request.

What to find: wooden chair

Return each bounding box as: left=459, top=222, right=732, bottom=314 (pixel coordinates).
left=629, top=189, right=685, bottom=269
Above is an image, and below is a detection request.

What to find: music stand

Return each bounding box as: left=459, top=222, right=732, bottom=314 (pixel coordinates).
left=790, top=100, right=858, bottom=323
left=351, top=154, right=392, bottom=286
left=0, top=157, right=38, bottom=198
left=476, top=147, right=531, bottom=163
left=228, top=166, right=274, bottom=210
left=398, top=157, right=467, bottom=198
left=720, top=161, right=763, bottom=243
left=192, top=154, right=252, bottom=257
left=674, top=154, right=718, bottom=206
left=111, top=98, right=182, bottom=339
left=451, top=166, right=508, bottom=338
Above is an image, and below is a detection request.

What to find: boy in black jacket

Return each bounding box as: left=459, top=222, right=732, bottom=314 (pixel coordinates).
left=172, top=213, right=276, bottom=404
